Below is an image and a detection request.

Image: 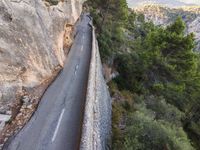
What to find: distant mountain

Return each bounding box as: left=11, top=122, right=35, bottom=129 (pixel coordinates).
left=127, top=0, right=196, bottom=8
left=134, top=4, right=200, bottom=50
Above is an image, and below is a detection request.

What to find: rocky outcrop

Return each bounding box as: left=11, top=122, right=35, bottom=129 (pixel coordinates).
left=0, top=0, right=82, bottom=117
left=188, top=16, right=200, bottom=50
left=80, top=23, right=111, bottom=150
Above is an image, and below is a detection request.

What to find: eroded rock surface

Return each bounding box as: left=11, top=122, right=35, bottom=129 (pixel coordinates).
left=0, top=0, right=82, bottom=113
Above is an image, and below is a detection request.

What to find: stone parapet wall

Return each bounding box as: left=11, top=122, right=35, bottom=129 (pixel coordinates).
left=80, top=22, right=111, bottom=150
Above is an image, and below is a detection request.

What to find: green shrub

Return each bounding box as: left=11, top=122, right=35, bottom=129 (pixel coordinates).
left=123, top=111, right=194, bottom=150
left=45, top=0, right=59, bottom=5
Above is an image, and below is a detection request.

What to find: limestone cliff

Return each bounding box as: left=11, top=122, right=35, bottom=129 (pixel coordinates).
left=0, top=0, right=82, bottom=113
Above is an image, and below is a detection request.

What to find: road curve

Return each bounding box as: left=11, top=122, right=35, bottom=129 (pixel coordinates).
left=3, top=14, right=92, bottom=150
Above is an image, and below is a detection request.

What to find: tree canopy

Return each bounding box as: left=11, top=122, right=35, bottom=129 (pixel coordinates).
left=87, top=0, right=200, bottom=149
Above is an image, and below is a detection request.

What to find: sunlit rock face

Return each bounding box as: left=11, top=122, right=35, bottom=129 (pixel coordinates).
left=0, top=0, right=82, bottom=110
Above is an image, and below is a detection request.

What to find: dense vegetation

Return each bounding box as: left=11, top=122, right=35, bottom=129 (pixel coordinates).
left=45, top=0, right=59, bottom=5
left=87, top=0, right=200, bottom=149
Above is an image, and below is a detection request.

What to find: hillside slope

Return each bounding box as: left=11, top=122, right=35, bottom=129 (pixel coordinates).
left=135, top=5, right=200, bottom=50
left=87, top=0, right=200, bottom=149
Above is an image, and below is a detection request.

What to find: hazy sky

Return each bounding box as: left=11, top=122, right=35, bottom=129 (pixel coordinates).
left=179, top=0, right=200, bottom=4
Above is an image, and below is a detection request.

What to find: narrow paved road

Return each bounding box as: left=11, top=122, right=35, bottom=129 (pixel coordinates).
left=3, top=14, right=92, bottom=150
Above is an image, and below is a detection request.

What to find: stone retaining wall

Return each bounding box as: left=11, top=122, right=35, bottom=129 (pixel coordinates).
left=80, top=22, right=111, bottom=150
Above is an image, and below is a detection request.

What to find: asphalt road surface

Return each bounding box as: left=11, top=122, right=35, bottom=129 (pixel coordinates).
left=4, top=14, right=92, bottom=150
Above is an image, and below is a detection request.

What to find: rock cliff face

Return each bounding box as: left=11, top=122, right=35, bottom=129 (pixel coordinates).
left=0, top=0, right=82, bottom=112
left=134, top=5, right=200, bottom=51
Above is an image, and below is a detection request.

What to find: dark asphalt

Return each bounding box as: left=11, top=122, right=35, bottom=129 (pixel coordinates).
left=3, top=14, right=92, bottom=150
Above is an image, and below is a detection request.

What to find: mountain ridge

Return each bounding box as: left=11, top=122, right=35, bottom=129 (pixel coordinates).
left=133, top=4, right=200, bottom=51
left=127, top=0, right=196, bottom=8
